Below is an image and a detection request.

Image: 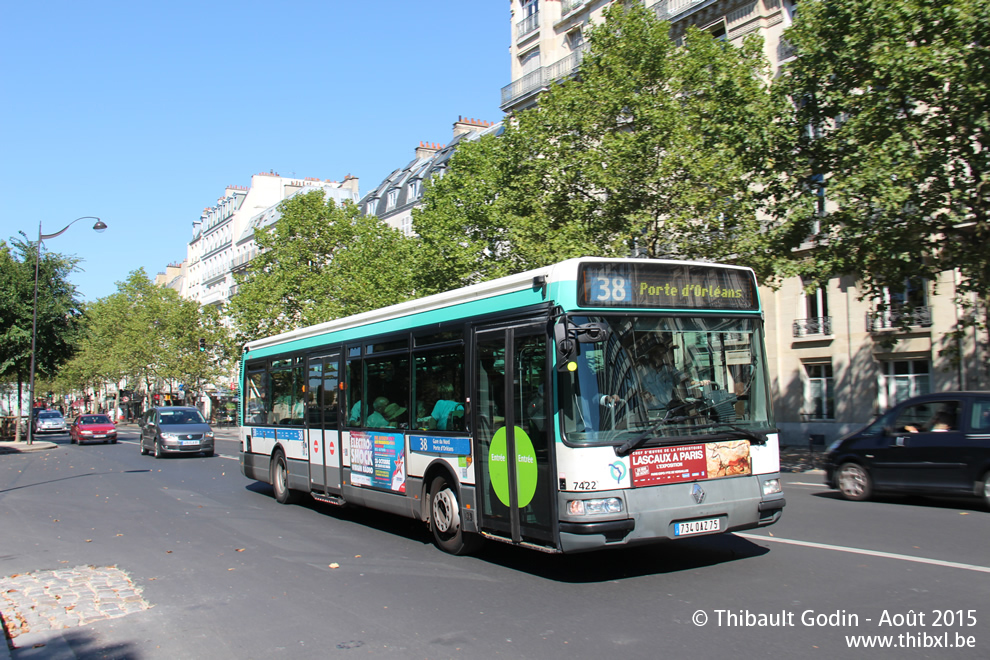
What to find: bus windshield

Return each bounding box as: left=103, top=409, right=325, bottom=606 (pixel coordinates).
left=558, top=315, right=773, bottom=446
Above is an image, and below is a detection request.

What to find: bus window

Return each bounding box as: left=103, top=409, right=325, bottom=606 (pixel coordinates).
left=345, top=359, right=364, bottom=427
left=365, top=355, right=409, bottom=428
left=245, top=368, right=268, bottom=426
left=271, top=361, right=304, bottom=426
left=414, top=347, right=466, bottom=431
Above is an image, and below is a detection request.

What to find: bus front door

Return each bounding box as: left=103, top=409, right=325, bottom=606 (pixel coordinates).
left=474, top=324, right=555, bottom=549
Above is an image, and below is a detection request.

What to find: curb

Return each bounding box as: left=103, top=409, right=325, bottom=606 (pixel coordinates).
left=0, top=441, right=58, bottom=455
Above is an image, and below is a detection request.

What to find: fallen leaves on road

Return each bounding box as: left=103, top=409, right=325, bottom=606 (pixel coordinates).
left=329, top=563, right=340, bottom=569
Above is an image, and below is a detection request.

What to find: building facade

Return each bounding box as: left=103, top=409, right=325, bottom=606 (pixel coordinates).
left=183, top=172, right=359, bottom=308
left=360, top=117, right=500, bottom=235
left=502, top=0, right=798, bottom=114
left=502, top=0, right=988, bottom=444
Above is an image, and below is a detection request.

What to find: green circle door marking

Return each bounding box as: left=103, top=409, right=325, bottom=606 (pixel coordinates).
left=488, top=426, right=538, bottom=508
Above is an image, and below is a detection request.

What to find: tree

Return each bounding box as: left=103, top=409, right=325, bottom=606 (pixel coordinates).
left=226, top=191, right=417, bottom=343
left=413, top=3, right=785, bottom=294
left=0, top=238, right=84, bottom=434
left=771, top=0, right=990, bottom=347
left=60, top=269, right=231, bottom=413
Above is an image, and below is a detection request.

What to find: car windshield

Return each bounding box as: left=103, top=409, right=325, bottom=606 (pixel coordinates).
left=558, top=315, right=773, bottom=447
left=159, top=410, right=206, bottom=425
left=80, top=415, right=111, bottom=424
left=40, top=412, right=62, bottom=419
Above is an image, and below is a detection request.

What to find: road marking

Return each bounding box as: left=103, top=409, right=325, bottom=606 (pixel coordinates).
left=737, top=533, right=990, bottom=574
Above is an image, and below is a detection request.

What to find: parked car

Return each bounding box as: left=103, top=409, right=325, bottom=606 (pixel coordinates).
left=139, top=406, right=214, bottom=458
left=69, top=414, right=117, bottom=445
left=824, top=391, right=990, bottom=507
left=34, top=410, right=67, bottom=434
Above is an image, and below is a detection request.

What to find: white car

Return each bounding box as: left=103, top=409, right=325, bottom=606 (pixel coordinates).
left=34, top=410, right=67, bottom=434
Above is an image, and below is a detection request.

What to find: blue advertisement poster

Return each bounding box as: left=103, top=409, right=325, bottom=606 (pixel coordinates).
left=350, top=431, right=405, bottom=492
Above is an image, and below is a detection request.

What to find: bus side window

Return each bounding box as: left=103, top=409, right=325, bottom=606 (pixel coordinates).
left=414, top=346, right=465, bottom=431
left=345, top=359, right=364, bottom=427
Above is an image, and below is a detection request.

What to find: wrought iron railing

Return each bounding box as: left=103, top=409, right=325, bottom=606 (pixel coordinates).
left=501, top=44, right=588, bottom=108
left=866, top=306, right=933, bottom=332
left=516, top=11, right=539, bottom=40
left=561, top=0, right=585, bottom=15
left=792, top=317, right=833, bottom=338
left=649, top=0, right=707, bottom=21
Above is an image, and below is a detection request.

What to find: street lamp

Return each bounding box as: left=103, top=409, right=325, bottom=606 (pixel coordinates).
left=26, top=216, right=107, bottom=445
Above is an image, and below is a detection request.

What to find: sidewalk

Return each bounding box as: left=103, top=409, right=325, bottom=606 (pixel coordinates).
left=0, top=440, right=58, bottom=455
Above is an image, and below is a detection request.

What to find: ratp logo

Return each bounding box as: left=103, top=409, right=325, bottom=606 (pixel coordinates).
left=609, top=461, right=627, bottom=484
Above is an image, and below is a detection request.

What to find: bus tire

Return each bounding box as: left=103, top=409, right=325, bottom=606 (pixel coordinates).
left=272, top=449, right=299, bottom=505
left=837, top=462, right=871, bottom=501
left=429, top=475, right=480, bottom=555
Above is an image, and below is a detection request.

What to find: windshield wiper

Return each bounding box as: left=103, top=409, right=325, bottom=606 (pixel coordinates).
left=704, top=423, right=769, bottom=445
left=614, top=402, right=693, bottom=457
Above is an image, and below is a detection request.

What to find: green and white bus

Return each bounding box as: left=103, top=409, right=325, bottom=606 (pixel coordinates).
left=238, top=258, right=785, bottom=554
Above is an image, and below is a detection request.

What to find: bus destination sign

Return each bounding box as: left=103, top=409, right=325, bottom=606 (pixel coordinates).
left=578, top=262, right=758, bottom=311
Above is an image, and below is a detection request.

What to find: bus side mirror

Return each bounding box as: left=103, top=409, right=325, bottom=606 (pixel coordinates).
left=555, top=322, right=577, bottom=371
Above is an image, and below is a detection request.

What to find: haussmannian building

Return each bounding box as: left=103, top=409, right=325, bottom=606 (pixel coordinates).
left=503, top=0, right=989, bottom=445
left=182, top=171, right=359, bottom=309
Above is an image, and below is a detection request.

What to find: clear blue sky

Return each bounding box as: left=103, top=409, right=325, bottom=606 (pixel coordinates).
left=0, top=0, right=508, bottom=301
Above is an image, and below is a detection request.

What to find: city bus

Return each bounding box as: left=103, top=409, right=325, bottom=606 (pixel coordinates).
left=238, top=257, right=785, bottom=554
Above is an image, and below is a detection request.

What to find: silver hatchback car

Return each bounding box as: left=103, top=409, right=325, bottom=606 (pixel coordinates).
left=139, top=406, right=215, bottom=458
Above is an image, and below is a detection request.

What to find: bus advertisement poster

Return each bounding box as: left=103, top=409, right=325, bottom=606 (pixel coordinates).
left=630, top=440, right=751, bottom=487
left=350, top=431, right=405, bottom=492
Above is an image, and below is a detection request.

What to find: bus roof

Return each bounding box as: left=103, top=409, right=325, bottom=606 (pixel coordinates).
left=243, top=257, right=758, bottom=355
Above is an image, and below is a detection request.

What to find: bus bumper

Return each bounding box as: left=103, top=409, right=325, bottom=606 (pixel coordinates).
left=557, top=473, right=785, bottom=553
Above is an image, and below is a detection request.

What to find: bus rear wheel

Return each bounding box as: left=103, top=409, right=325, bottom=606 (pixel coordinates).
left=272, top=450, right=299, bottom=504
left=429, top=475, right=480, bottom=555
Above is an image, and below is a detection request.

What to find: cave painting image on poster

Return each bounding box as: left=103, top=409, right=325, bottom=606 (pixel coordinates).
left=488, top=426, right=538, bottom=507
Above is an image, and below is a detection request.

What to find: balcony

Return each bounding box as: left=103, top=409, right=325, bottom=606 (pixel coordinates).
left=793, top=317, right=832, bottom=338
left=516, top=11, right=539, bottom=41
left=501, top=43, right=588, bottom=110
left=866, top=307, right=933, bottom=332
left=649, top=0, right=708, bottom=22
left=561, top=0, right=586, bottom=15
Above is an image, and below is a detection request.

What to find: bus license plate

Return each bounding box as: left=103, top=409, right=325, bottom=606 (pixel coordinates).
left=675, top=518, right=720, bottom=537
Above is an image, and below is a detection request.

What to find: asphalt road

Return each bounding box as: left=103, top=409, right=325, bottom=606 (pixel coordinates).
left=1, top=427, right=987, bottom=659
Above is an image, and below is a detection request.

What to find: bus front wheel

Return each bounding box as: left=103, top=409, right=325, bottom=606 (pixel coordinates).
left=429, top=475, right=479, bottom=555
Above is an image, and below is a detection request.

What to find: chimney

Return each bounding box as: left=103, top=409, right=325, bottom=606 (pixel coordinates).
left=453, top=115, right=493, bottom=139
left=415, top=141, right=442, bottom=159
left=341, top=174, right=359, bottom=195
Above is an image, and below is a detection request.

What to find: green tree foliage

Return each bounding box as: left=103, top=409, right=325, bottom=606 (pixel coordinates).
left=61, top=269, right=230, bottom=402
left=413, top=3, right=783, bottom=293
left=772, top=0, right=990, bottom=312
left=0, top=239, right=84, bottom=393
left=226, top=191, right=417, bottom=343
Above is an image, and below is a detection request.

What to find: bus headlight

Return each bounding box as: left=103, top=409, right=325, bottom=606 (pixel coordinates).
left=567, top=498, right=623, bottom=515
left=762, top=478, right=782, bottom=496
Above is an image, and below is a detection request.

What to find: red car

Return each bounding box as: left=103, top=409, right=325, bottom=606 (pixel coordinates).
left=69, top=414, right=118, bottom=445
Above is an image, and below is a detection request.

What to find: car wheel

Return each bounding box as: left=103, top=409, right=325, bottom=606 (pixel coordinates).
left=429, top=474, right=481, bottom=555
left=271, top=450, right=299, bottom=504
left=154, top=440, right=163, bottom=459
left=980, top=471, right=990, bottom=510
left=203, top=449, right=214, bottom=458
left=837, top=462, right=872, bottom=501
left=140, top=439, right=148, bottom=455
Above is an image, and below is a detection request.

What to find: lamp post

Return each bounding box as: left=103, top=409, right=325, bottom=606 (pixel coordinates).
left=26, top=216, right=107, bottom=445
